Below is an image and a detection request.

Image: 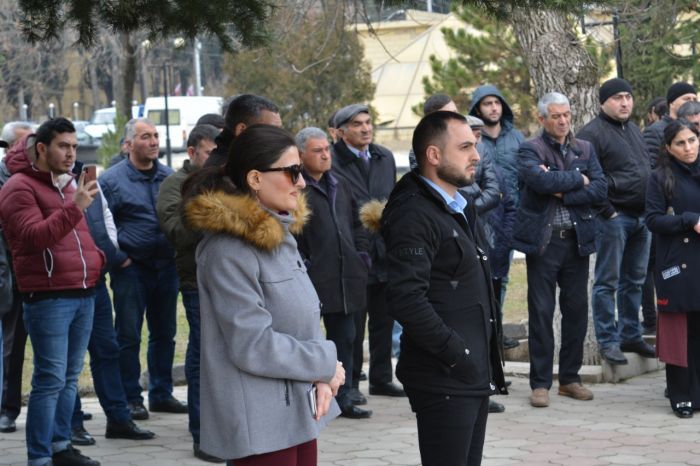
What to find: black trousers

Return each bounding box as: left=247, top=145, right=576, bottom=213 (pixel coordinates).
left=526, top=234, right=589, bottom=389
left=322, top=312, right=356, bottom=403
left=406, top=388, right=488, bottom=466
left=352, top=282, right=394, bottom=387
left=666, top=312, right=700, bottom=407
left=1, top=288, right=27, bottom=419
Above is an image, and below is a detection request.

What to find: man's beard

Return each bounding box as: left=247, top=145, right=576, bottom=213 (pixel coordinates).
left=437, top=163, right=475, bottom=188
left=480, top=113, right=501, bottom=126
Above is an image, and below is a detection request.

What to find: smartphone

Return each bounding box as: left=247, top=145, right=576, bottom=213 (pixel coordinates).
left=307, top=385, right=317, bottom=418
left=83, top=165, right=97, bottom=184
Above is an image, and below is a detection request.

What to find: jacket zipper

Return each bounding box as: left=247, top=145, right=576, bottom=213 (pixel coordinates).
left=284, top=379, right=290, bottom=406
left=57, top=180, right=88, bottom=288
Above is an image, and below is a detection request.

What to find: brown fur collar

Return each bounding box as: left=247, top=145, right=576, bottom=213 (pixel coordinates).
left=359, top=199, right=386, bottom=234
left=185, top=190, right=310, bottom=251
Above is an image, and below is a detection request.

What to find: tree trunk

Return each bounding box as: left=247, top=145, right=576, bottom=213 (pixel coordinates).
left=510, top=8, right=599, bottom=131
left=511, top=8, right=601, bottom=365
left=89, top=59, right=101, bottom=112
left=120, top=32, right=137, bottom=119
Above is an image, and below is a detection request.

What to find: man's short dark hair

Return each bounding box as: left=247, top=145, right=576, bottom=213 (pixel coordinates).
left=327, top=111, right=338, bottom=129
left=423, top=94, right=453, bottom=115
left=196, top=113, right=225, bottom=129
left=223, top=94, right=279, bottom=131
left=187, top=124, right=220, bottom=148
left=35, top=117, right=75, bottom=148
left=412, top=111, right=467, bottom=170
left=648, top=97, right=668, bottom=119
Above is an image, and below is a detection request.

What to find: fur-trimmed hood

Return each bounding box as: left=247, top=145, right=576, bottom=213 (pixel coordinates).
left=359, top=199, right=386, bottom=234
left=184, top=190, right=310, bottom=251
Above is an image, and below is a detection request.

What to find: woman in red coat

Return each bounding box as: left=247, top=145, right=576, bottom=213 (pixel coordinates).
left=645, top=119, right=700, bottom=419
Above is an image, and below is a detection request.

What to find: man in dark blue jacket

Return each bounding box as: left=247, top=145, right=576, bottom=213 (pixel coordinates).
left=71, top=177, right=155, bottom=445
left=577, top=79, right=655, bottom=365
left=99, top=118, right=186, bottom=421
left=512, top=92, right=607, bottom=409
left=382, top=110, right=506, bottom=466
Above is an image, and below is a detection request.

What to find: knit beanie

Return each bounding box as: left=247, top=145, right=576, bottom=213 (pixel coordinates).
left=666, top=82, right=697, bottom=105
left=599, top=78, right=633, bottom=104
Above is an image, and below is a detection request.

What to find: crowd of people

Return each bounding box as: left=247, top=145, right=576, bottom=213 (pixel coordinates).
left=0, top=78, right=697, bottom=466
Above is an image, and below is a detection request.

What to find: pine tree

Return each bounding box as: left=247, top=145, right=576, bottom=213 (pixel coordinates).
left=421, top=5, right=536, bottom=130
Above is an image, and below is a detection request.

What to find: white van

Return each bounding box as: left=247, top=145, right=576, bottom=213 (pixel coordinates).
left=143, top=96, right=223, bottom=151
left=84, top=105, right=143, bottom=145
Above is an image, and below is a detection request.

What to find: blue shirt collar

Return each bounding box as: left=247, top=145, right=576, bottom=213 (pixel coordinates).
left=419, top=175, right=468, bottom=215
left=346, top=143, right=370, bottom=159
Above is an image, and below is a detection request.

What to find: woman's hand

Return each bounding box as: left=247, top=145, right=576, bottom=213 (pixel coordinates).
left=328, top=361, right=345, bottom=396
left=314, top=382, right=334, bottom=421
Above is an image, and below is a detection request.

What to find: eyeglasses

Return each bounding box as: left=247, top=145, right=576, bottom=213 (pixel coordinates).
left=258, top=164, right=303, bottom=184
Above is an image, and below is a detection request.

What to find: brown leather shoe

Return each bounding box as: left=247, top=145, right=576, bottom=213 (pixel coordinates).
left=530, top=388, right=549, bottom=408
left=558, top=383, right=594, bottom=401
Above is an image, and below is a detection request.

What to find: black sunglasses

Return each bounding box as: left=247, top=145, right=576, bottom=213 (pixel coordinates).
left=258, top=164, right=303, bottom=184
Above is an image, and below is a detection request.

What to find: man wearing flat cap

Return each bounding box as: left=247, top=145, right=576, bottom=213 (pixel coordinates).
left=643, top=82, right=697, bottom=167
left=331, top=103, right=405, bottom=402
left=578, top=78, right=655, bottom=365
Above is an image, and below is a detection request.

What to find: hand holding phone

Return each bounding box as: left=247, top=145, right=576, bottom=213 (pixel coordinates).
left=83, top=165, right=97, bottom=184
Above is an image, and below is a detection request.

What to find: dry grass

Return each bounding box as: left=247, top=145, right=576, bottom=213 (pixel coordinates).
left=20, top=261, right=529, bottom=396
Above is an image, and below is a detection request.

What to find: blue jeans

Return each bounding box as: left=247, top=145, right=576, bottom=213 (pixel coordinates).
left=111, top=261, right=178, bottom=404
left=23, top=296, right=94, bottom=465
left=181, top=289, right=200, bottom=443
left=592, top=213, right=651, bottom=350
left=72, top=279, right=131, bottom=427
left=392, top=322, right=402, bottom=359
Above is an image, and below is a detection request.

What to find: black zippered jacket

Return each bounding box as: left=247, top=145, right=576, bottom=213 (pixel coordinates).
left=381, top=172, right=506, bottom=396
left=578, top=111, right=651, bottom=218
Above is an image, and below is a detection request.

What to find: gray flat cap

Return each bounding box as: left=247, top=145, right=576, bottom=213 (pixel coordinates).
left=465, top=115, right=484, bottom=128
left=334, top=104, right=370, bottom=128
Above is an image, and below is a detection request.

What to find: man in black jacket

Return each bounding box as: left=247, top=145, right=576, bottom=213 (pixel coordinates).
left=643, top=82, right=697, bottom=167
left=294, top=127, right=372, bottom=420
left=382, top=111, right=506, bottom=466
left=578, top=79, right=656, bottom=365
left=513, top=92, right=607, bottom=408
left=331, top=104, right=404, bottom=401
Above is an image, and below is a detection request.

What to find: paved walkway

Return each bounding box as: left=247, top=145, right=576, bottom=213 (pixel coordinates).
left=2, top=369, right=699, bottom=465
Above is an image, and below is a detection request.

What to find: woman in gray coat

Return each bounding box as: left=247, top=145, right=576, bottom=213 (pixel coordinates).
left=182, top=125, right=344, bottom=465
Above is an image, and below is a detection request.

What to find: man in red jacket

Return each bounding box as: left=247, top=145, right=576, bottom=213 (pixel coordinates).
left=0, top=118, right=104, bottom=466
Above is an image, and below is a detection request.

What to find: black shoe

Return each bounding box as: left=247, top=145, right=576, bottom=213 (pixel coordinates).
left=82, top=412, right=93, bottom=421
left=339, top=403, right=373, bottom=419
left=71, top=426, right=96, bottom=446
left=0, top=414, right=16, bottom=433
left=347, top=388, right=367, bottom=406
left=128, top=402, right=149, bottom=420
left=503, top=337, right=520, bottom=349
left=620, top=340, right=656, bottom=358
left=600, top=346, right=628, bottom=365
left=489, top=400, right=505, bottom=413
left=194, top=443, right=225, bottom=463
left=149, top=396, right=188, bottom=414
left=359, top=370, right=367, bottom=381
left=673, top=402, right=693, bottom=419
left=105, top=420, right=155, bottom=440
left=52, top=445, right=100, bottom=466
left=369, top=382, right=406, bottom=397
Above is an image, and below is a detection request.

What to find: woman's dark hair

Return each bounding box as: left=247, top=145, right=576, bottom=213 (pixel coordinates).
left=657, top=118, right=699, bottom=199
left=181, top=124, right=297, bottom=203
